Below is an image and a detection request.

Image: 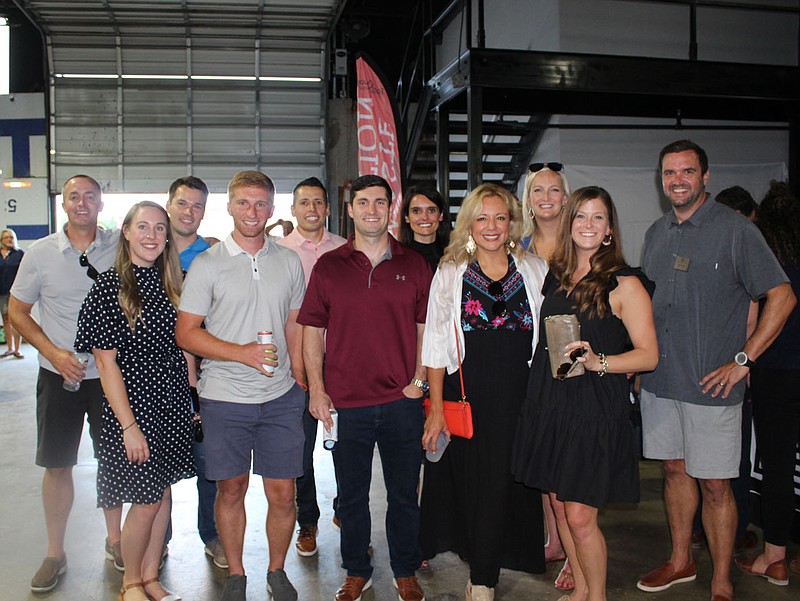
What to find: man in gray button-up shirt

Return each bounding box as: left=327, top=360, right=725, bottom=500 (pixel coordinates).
left=636, top=140, right=795, bottom=601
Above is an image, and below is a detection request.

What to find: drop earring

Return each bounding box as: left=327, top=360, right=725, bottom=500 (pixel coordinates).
left=506, top=239, right=516, bottom=254
left=466, top=235, right=477, bottom=254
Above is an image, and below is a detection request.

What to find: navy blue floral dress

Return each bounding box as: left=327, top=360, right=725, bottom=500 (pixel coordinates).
left=76, top=266, right=195, bottom=507
left=420, top=256, right=545, bottom=586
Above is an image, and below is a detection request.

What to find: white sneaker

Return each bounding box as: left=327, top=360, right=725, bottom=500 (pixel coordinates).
left=465, top=580, right=494, bottom=601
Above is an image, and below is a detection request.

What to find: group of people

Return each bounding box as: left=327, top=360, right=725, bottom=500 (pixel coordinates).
left=7, top=137, right=799, bottom=601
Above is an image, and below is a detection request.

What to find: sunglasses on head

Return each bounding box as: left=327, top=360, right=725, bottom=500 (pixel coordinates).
left=529, top=162, right=563, bottom=173
left=80, top=251, right=99, bottom=281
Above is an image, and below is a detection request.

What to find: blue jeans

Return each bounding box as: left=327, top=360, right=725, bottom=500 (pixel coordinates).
left=193, top=439, right=219, bottom=544
left=333, top=397, right=424, bottom=579
left=296, top=391, right=321, bottom=527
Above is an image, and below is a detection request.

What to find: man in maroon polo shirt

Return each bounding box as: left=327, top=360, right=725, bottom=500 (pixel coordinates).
left=298, top=174, right=431, bottom=601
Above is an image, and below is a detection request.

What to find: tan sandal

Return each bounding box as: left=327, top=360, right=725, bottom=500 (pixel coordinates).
left=555, top=558, right=575, bottom=591
left=142, top=577, right=181, bottom=601
left=119, top=582, right=144, bottom=601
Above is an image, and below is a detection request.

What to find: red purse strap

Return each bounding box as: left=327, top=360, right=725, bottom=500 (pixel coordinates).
left=453, top=320, right=466, bottom=401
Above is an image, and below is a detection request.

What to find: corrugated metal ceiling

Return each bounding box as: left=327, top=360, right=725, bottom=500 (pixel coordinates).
left=14, top=0, right=344, bottom=193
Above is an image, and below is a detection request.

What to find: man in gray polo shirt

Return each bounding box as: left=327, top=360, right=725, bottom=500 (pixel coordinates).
left=10, top=174, right=122, bottom=593
left=176, top=170, right=306, bottom=601
left=636, top=140, right=795, bottom=601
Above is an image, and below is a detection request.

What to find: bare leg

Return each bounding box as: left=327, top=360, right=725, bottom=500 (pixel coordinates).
left=749, top=542, right=787, bottom=573
left=42, top=467, right=73, bottom=559
left=104, top=505, right=123, bottom=544
left=565, top=501, right=607, bottom=601
left=120, top=499, right=162, bottom=588
left=2, top=311, right=12, bottom=354
left=699, top=478, right=736, bottom=600
left=263, top=477, right=296, bottom=571
left=142, top=488, right=174, bottom=601
left=216, top=473, right=250, bottom=576
left=663, top=459, right=697, bottom=571
left=543, top=492, right=565, bottom=561
left=549, top=492, right=587, bottom=601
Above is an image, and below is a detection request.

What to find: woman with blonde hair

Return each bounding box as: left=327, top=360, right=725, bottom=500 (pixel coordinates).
left=521, top=162, right=574, bottom=588
left=420, top=183, right=548, bottom=600
left=512, top=186, right=658, bottom=601
left=521, top=162, right=571, bottom=259
left=76, top=201, right=195, bottom=601
left=0, top=228, right=25, bottom=358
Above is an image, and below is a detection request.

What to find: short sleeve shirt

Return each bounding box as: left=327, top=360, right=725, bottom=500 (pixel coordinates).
left=297, top=236, right=432, bottom=409
left=179, top=235, right=306, bottom=404
left=11, top=226, right=119, bottom=378
left=276, top=228, right=347, bottom=285
left=640, top=200, right=787, bottom=406
left=179, top=236, right=212, bottom=272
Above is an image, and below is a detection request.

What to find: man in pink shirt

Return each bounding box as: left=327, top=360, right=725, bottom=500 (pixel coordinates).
left=276, top=177, right=345, bottom=557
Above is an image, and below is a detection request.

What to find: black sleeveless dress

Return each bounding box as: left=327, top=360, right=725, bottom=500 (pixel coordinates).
left=511, top=267, right=652, bottom=508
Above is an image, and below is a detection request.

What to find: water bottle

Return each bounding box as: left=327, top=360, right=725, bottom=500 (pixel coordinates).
left=323, top=409, right=338, bottom=451
left=63, top=352, right=90, bottom=392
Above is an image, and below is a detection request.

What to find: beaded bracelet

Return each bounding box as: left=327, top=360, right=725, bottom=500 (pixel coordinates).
left=598, top=353, right=609, bottom=377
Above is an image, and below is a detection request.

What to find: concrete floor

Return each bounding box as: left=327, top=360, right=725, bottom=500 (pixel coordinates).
left=1, top=343, right=798, bottom=601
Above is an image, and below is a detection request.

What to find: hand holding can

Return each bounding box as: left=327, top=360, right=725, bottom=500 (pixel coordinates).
left=257, top=330, right=276, bottom=374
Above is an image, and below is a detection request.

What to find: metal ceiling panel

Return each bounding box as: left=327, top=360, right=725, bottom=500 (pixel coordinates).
left=17, top=0, right=339, bottom=192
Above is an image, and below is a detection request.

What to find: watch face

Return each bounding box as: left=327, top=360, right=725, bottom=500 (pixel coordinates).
left=735, top=352, right=747, bottom=366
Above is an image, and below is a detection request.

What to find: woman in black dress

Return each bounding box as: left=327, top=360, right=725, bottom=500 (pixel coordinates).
left=512, top=187, right=658, bottom=601
left=420, top=183, right=548, bottom=601
left=76, top=201, right=194, bottom=601
left=400, top=184, right=451, bottom=272
left=736, top=181, right=800, bottom=585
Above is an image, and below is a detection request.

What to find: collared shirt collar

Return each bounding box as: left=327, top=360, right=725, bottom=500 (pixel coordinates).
left=57, top=224, right=112, bottom=254
left=223, top=233, right=271, bottom=258
left=283, top=227, right=334, bottom=248
left=668, top=194, right=713, bottom=229
left=343, top=233, right=401, bottom=260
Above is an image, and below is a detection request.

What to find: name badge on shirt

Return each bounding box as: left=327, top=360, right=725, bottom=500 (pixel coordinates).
left=673, top=256, right=690, bottom=271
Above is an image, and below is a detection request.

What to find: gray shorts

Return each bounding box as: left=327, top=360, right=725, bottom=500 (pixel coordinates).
left=200, top=383, right=305, bottom=481
left=640, top=389, right=742, bottom=480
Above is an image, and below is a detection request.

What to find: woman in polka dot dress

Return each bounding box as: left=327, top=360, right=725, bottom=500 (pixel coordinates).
left=76, top=201, right=195, bottom=601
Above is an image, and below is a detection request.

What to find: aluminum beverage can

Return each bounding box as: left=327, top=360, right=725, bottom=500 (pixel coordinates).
left=323, top=409, right=338, bottom=450
left=257, top=330, right=275, bottom=374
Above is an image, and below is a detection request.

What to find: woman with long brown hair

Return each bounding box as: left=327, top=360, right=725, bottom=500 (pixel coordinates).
left=76, top=201, right=194, bottom=601
left=512, top=186, right=658, bottom=601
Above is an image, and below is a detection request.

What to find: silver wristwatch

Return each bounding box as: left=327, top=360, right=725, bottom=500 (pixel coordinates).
left=734, top=351, right=755, bottom=369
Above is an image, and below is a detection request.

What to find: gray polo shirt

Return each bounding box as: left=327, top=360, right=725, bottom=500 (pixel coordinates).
left=179, top=234, right=305, bottom=404
left=640, top=199, right=787, bottom=406
left=10, top=226, right=119, bottom=378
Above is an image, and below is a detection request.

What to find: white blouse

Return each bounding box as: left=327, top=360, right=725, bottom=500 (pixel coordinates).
left=421, top=254, right=548, bottom=373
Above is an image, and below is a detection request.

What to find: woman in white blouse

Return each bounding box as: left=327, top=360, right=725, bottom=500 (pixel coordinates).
left=419, top=183, right=548, bottom=601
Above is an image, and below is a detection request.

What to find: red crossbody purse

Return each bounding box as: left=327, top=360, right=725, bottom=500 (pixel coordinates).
left=422, top=321, right=474, bottom=439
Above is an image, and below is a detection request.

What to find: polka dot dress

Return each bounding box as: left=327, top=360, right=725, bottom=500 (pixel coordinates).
left=76, top=265, right=195, bottom=507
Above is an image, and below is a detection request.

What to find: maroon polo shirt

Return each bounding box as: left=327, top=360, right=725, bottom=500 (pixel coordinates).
left=298, top=235, right=432, bottom=409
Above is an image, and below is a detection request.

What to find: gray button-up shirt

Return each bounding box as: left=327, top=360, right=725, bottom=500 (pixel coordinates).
left=640, top=199, right=787, bottom=406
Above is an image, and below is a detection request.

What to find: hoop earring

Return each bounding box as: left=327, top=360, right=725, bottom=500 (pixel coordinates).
left=466, top=235, right=477, bottom=255
left=602, top=234, right=612, bottom=247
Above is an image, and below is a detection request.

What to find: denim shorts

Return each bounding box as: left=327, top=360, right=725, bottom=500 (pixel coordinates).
left=200, top=383, right=305, bottom=481
left=640, top=388, right=742, bottom=479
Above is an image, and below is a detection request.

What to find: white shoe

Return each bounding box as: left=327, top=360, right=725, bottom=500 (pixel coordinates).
left=465, top=580, right=494, bottom=601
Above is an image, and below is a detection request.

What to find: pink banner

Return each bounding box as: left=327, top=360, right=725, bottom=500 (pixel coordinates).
left=356, top=56, right=403, bottom=237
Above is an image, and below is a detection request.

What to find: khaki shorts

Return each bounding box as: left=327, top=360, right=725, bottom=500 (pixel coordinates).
left=640, top=388, right=742, bottom=479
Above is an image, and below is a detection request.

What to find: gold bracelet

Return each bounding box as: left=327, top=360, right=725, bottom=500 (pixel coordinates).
left=122, top=421, right=137, bottom=432
left=598, top=353, right=608, bottom=377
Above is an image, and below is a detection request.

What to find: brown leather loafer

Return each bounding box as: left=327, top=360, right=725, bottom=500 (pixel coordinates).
left=637, top=560, right=697, bottom=592
left=735, top=556, right=789, bottom=586
left=394, top=576, right=425, bottom=601
left=335, top=576, right=372, bottom=601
